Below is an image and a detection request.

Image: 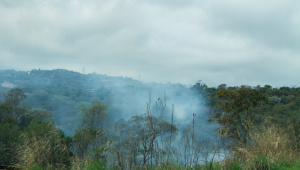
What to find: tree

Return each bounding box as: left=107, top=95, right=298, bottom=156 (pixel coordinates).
left=0, top=89, right=24, bottom=166
left=0, top=124, right=20, bottom=167
left=192, top=81, right=208, bottom=98
left=0, top=88, right=27, bottom=124
left=217, top=84, right=227, bottom=90
left=208, top=86, right=267, bottom=145
left=18, top=108, right=51, bottom=128
left=81, top=101, right=108, bottom=128
left=0, top=88, right=73, bottom=169
left=115, top=114, right=178, bottom=167
left=4, top=88, right=26, bottom=108
left=73, top=126, right=106, bottom=159
left=73, top=102, right=109, bottom=162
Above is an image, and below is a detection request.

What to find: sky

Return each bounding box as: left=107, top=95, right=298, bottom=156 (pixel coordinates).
left=0, top=0, right=299, bottom=87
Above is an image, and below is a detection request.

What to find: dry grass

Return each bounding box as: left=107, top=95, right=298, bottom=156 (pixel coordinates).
left=228, top=122, right=300, bottom=169
left=70, top=155, right=93, bottom=170
left=13, top=122, right=300, bottom=170
left=14, top=123, right=70, bottom=170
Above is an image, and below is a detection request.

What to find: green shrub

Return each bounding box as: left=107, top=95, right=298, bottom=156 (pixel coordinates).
left=85, top=160, right=106, bottom=170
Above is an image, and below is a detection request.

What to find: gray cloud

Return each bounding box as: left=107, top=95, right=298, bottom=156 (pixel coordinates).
left=0, top=0, right=299, bottom=87
left=207, top=0, right=300, bottom=52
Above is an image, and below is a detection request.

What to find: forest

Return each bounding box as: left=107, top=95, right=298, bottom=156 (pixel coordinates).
left=1, top=69, right=300, bottom=169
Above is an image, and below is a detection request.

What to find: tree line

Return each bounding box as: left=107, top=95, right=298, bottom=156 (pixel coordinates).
left=1, top=82, right=300, bottom=169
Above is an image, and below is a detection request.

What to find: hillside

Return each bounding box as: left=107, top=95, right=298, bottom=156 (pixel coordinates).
left=1, top=69, right=300, bottom=169
left=0, top=69, right=213, bottom=137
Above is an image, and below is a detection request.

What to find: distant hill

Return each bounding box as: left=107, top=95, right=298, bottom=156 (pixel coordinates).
left=0, top=69, right=142, bottom=89
left=0, top=69, right=211, bottom=137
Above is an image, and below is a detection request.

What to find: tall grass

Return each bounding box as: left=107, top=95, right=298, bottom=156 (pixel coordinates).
left=222, top=121, right=300, bottom=170
left=12, top=120, right=300, bottom=169
left=15, top=122, right=70, bottom=170
left=11, top=96, right=300, bottom=170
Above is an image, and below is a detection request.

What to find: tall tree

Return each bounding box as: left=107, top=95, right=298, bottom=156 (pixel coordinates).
left=0, top=88, right=27, bottom=124
left=208, top=86, right=266, bottom=145
left=81, top=101, right=108, bottom=128
left=73, top=101, right=109, bottom=161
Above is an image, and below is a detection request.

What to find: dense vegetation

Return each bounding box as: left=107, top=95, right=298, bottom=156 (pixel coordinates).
left=1, top=69, right=300, bottom=169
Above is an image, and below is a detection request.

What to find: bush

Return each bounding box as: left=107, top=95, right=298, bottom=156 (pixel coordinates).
left=0, top=124, right=20, bottom=166
left=15, top=122, right=71, bottom=169
left=85, top=160, right=106, bottom=170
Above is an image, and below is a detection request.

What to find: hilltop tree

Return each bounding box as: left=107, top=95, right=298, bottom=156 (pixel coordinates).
left=192, top=81, right=208, bottom=98
left=208, top=86, right=267, bottom=145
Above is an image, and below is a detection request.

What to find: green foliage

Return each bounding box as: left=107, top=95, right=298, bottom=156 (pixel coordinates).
left=208, top=86, right=267, bottom=145
left=0, top=123, right=20, bottom=166
left=73, top=127, right=98, bottom=157
left=0, top=89, right=75, bottom=169
left=4, top=72, right=300, bottom=169
left=27, top=164, right=53, bottom=170
left=4, top=88, right=26, bottom=107
left=82, top=101, right=108, bottom=128
left=198, top=162, right=222, bottom=170
left=16, top=122, right=71, bottom=169
left=249, top=156, right=292, bottom=170
left=0, top=88, right=29, bottom=167
left=226, top=160, right=243, bottom=170
left=85, top=160, right=106, bottom=170
left=73, top=102, right=108, bottom=164
left=73, top=127, right=107, bottom=161
left=0, top=88, right=27, bottom=124
left=19, top=108, right=52, bottom=128
left=295, top=97, right=300, bottom=109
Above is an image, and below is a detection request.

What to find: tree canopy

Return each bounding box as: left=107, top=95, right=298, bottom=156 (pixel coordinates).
left=208, top=86, right=267, bottom=145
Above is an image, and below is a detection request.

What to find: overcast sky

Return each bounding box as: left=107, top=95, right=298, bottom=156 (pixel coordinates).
left=0, top=0, right=299, bottom=87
